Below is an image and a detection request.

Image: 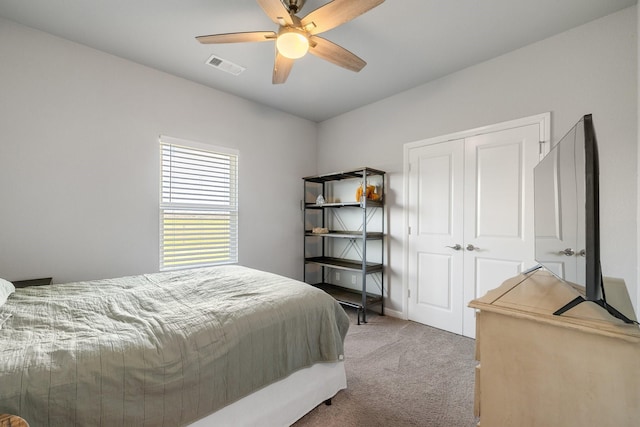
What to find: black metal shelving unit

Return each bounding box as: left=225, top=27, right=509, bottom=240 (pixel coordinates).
left=303, top=167, right=385, bottom=324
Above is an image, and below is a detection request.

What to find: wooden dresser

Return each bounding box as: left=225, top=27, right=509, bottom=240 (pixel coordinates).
left=469, top=269, right=640, bottom=427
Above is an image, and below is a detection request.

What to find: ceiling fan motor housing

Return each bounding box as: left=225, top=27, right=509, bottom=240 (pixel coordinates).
left=286, top=0, right=306, bottom=14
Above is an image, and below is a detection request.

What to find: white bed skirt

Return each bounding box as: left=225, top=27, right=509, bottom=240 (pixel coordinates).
left=188, top=361, right=346, bottom=427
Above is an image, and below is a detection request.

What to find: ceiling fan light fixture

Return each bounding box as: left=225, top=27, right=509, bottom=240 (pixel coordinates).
left=276, top=28, right=309, bottom=59
left=196, top=0, right=386, bottom=83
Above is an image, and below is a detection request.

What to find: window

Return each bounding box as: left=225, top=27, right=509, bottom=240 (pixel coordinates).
left=160, top=136, right=238, bottom=270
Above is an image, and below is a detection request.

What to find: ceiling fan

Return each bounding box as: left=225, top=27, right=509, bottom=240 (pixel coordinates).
left=196, top=0, right=385, bottom=84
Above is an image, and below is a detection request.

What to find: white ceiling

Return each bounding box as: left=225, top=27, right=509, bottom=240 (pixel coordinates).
left=0, top=0, right=636, bottom=122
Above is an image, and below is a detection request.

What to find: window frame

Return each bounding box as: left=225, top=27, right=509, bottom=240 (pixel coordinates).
left=159, top=135, right=239, bottom=271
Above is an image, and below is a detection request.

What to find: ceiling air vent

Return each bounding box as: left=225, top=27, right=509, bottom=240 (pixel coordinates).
left=206, top=54, right=246, bottom=76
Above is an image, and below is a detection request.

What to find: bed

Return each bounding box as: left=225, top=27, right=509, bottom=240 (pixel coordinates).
left=0, top=265, right=350, bottom=426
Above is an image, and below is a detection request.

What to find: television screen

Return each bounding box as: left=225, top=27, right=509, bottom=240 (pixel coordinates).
left=534, top=116, right=590, bottom=291
left=534, top=114, right=633, bottom=323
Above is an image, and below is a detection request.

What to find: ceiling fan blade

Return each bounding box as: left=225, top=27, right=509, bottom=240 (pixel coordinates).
left=196, top=31, right=276, bottom=44
left=257, top=0, right=294, bottom=26
left=301, top=0, right=384, bottom=35
left=308, top=36, right=366, bottom=72
left=272, top=51, right=295, bottom=84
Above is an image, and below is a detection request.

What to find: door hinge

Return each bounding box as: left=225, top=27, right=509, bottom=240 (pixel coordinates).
left=408, top=226, right=411, bottom=235
left=408, top=289, right=411, bottom=298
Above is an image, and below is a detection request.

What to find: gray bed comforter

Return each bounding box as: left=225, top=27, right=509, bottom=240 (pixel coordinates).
left=0, top=265, right=350, bottom=426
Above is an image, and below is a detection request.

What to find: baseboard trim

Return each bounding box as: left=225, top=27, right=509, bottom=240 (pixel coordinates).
left=382, top=307, right=405, bottom=319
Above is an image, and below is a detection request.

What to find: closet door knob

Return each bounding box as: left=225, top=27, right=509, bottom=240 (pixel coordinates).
left=446, top=244, right=462, bottom=251
left=560, top=248, right=575, bottom=256
left=466, top=244, right=479, bottom=251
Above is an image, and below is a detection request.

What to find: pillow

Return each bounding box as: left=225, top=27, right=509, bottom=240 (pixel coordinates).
left=0, top=278, right=16, bottom=307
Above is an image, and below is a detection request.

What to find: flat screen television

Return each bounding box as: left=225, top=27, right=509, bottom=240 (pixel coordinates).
left=533, top=114, right=633, bottom=323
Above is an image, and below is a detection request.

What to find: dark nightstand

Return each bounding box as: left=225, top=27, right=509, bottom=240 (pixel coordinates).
left=11, top=277, right=53, bottom=288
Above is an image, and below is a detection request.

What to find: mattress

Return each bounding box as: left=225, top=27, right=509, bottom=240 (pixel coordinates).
left=0, top=265, right=350, bottom=426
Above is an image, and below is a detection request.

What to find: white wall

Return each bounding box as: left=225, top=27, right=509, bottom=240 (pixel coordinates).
left=0, top=17, right=317, bottom=283
left=0, top=8, right=637, bottom=316
left=317, top=6, right=638, bottom=315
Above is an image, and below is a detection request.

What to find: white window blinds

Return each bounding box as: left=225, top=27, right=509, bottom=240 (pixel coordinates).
left=160, top=136, right=238, bottom=270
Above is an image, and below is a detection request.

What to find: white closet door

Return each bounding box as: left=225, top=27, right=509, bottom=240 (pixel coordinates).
left=461, top=123, right=541, bottom=338
left=407, top=139, right=465, bottom=333
left=406, top=118, right=545, bottom=337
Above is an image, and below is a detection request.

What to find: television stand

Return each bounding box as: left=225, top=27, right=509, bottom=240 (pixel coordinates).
left=554, top=295, right=637, bottom=324
left=469, top=269, right=640, bottom=427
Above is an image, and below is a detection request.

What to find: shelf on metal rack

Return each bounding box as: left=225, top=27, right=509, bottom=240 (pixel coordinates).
left=305, top=256, right=383, bottom=273
left=302, top=167, right=386, bottom=183
left=312, top=282, right=383, bottom=325
left=304, top=200, right=383, bottom=209
left=305, top=230, right=384, bottom=239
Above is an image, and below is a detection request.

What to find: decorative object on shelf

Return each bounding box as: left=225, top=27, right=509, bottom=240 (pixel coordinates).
left=312, top=227, right=329, bottom=234
left=0, top=413, right=29, bottom=427
left=355, top=183, right=381, bottom=202
left=316, top=195, right=325, bottom=205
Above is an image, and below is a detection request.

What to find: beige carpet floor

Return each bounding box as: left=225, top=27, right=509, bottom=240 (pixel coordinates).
left=293, top=310, right=479, bottom=427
